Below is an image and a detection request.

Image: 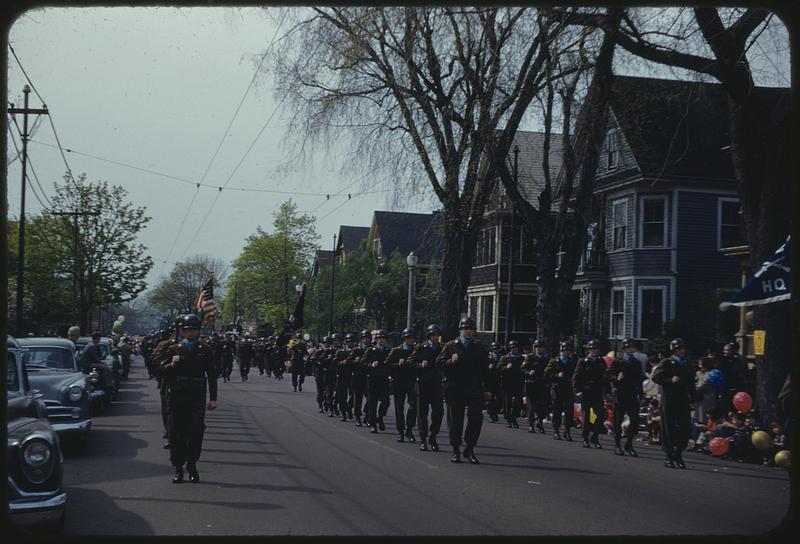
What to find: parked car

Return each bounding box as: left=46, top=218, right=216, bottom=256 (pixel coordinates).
left=18, top=338, right=92, bottom=440
left=6, top=336, right=67, bottom=534
left=73, top=336, right=116, bottom=410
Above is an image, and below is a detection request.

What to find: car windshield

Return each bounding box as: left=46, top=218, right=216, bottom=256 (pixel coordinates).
left=7, top=353, right=19, bottom=392
left=23, top=347, right=76, bottom=370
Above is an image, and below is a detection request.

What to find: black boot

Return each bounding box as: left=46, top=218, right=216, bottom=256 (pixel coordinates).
left=564, top=429, right=573, bottom=442
left=450, top=448, right=462, bottom=463
left=405, top=430, right=416, bottom=443
left=553, top=429, right=562, bottom=440
left=506, top=421, right=513, bottom=428
left=528, top=425, right=535, bottom=433
left=582, top=437, right=591, bottom=448
left=537, top=422, right=545, bottom=434
left=370, top=424, right=378, bottom=434
left=614, top=441, right=625, bottom=456
left=512, top=420, right=520, bottom=428
left=378, top=419, right=386, bottom=431
left=624, top=439, right=638, bottom=457
left=419, top=437, right=428, bottom=451
left=187, top=463, right=199, bottom=483
left=298, top=384, right=302, bottom=391
left=664, top=456, right=676, bottom=469
left=397, top=433, right=405, bottom=442
left=355, top=416, right=362, bottom=427
left=429, top=436, right=439, bottom=452
left=172, top=467, right=184, bottom=484
left=463, top=447, right=479, bottom=464
left=591, top=434, right=602, bottom=449
left=674, top=453, right=686, bottom=469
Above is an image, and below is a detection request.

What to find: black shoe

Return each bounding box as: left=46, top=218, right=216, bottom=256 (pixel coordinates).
left=528, top=426, right=535, bottom=433
left=318, top=407, right=324, bottom=413
left=340, top=416, right=348, bottom=422
left=429, top=437, right=439, bottom=452
left=405, top=431, right=416, bottom=443
left=553, top=431, right=562, bottom=440
left=172, top=468, right=184, bottom=484
left=464, top=448, right=479, bottom=464
left=419, top=438, right=428, bottom=451
left=328, top=411, right=335, bottom=417
left=512, top=421, right=520, bottom=428
left=450, top=450, right=462, bottom=463
left=664, top=458, right=676, bottom=469
left=163, top=440, right=170, bottom=449
left=378, top=419, right=386, bottom=431
left=298, top=385, right=302, bottom=391
left=294, top=386, right=297, bottom=392
left=370, top=426, right=378, bottom=434
left=624, top=442, right=638, bottom=457
left=506, top=422, right=513, bottom=428
left=355, top=417, right=362, bottom=427
left=615, top=444, right=625, bottom=456
left=675, top=455, right=686, bottom=469
left=187, top=464, right=199, bottom=483
left=564, top=430, right=573, bottom=441
left=591, top=436, right=602, bottom=449
left=583, top=438, right=591, bottom=448
left=537, top=423, right=545, bottom=434
left=397, top=434, right=405, bottom=443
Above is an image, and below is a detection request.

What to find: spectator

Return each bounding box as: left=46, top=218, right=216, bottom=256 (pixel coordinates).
left=80, top=331, right=103, bottom=373
left=694, top=357, right=717, bottom=423
left=647, top=398, right=661, bottom=445
left=110, top=347, right=122, bottom=391
left=693, top=408, right=722, bottom=453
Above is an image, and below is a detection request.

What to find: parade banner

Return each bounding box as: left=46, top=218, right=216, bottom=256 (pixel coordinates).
left=719, top=236, right=790, bottom=310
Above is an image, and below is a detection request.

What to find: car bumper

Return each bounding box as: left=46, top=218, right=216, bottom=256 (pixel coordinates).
left=9, top=492, right=67, bottom=527
left=51, top=419, right=91, bottom=433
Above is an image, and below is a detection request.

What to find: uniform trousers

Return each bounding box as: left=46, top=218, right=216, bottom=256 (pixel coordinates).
left=580, top=392, right=605, bottom=439
left=168, top=386, right=207, bottom=468
left=445, top=387, right=484, bottom=449
left=613, top=393, right=640, bottom=443
left=550, top=387, right=574, bottom=431
left=416, top=381, right=444, bottom=438
left=366, top=379, right=391, bottom=426
left=392, top=385, right=417, bottom=433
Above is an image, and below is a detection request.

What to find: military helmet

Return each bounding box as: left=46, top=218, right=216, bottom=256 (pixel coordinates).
left=295, top=332, right=303, bottom=339
left=533, top=339, right=545, bottom=348
left=179, top=314, right=202, bottom=330
left=174, top=315, right=185, bottom=328
left=331, top=332, right=343, bottom=341
left=559, top=340, right=574, bottom=352
left=345, top=333, right=357, bottom=342
left=507, top=340, right=519, bottom=350
left=669, top=338, right=687, bottom=351
left=459, top=317, right=477, bottom=330
left=322, top=335, right=331, bottom=343
left=586, top=339, right=601, bottom=350
left=426, top=324, right=442, bottom=337
left=360, top=329, right=372, bottom=338
left=490, top=342, right=501, bottom=350
left=401, top=327, right=414, bottom=338
left=374, top=329, right=387, bottom=338
left=622, top=338, right=636, bottom=349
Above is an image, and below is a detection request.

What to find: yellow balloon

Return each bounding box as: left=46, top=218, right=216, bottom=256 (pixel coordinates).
left=774, top=450, right=791, bottom=468
left=751, top=430, right=772, bottom=450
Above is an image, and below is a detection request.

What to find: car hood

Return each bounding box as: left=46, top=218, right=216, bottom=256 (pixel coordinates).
left=27, top=370, right=87, bottom=398
left=7, top=394, right=42, bottom=431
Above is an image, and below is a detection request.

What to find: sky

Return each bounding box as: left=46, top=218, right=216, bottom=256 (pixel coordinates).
left=5, top=6, right=790, bottom=302
left=5, top=6, right=437, bottom=297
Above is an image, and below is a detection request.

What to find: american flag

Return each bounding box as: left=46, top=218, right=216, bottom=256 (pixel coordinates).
left=194, top=277, right=217, bottom=324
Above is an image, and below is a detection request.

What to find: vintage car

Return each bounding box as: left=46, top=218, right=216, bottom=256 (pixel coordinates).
left=18, top=338, right=92, bottom=440
left=73, top=336, right=116, bottom=410
left=6, top=336, right=67, bottom=533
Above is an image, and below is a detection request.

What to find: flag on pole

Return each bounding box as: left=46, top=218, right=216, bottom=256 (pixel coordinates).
left=194, top=277, right=217, bottom=323
left=284, top=282, right=307, bottom=334
left=720, top=236, right=790, bottom=310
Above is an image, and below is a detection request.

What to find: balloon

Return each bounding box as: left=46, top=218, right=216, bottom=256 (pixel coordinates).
left=733, top=391, right=753, bottom=413
left=707, top=368, right=725, bottom=390
left=709, top=437, right=730, bottom=457
left=602, top=355, right=613, bottom=367
left=751, top=430, right=772, bottom=450
left=118, top=315, right=125, bottom=322
left=303, top=333, right=311, bottom=341
left=774, top=450, right=791, bottom=468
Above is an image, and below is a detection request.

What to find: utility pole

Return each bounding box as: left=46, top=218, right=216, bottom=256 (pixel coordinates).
left=504, top=145, right=519, bottom=345
left=329, top=233, right=337, bottom=334
left=50, top=210, right=100, bottom=328
left=8, top=85, right=49, bottom=335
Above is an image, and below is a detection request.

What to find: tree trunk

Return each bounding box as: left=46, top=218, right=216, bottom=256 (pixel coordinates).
left=439, top=214, right=478, bottom=338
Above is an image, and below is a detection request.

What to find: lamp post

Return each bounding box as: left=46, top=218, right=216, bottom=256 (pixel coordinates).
left=329, top=233, right=337, bottom=334
left=406, top=251, right=419, bottom=330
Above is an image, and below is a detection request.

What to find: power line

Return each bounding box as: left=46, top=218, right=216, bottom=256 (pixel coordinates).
left=7, top=113, right=53, bottom=209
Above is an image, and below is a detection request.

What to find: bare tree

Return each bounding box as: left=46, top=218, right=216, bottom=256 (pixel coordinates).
left=268, top=7, right=582, bottom=335
left=148, top=254, right=229, bottom=318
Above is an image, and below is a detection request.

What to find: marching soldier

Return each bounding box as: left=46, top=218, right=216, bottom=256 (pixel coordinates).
left=272, top=337, right=287, bottom=380
left=485, top=342, right=504, bottom=423
left=499, top=340, right=525, bottom=428
left=238, top=334, right=254, bottom=381
left=334, top=334, right=356, bottom=421
left=436, top=317, right=490, bottom=464
left=607, top=338, right=644, bottom=456
left=254, top=337, right=267, bottom=376
left=363, top=329, right=392, bottom=433
left=155, top=314, right=218, bottom=484
left=409, top=324, right=444, bottom=452
left=152, top=327, right=176, bottom=449
left=290, top=333, right=308, bottom=391
left=209, top=331, right=223, bottom=379
left=349, top=330, right=371, bottom=426
left=651, top=338, right=696, bottom=469
left=572, top=339, right=607, bottom=449
left=312, top=337, right=331, bottom=413
left=545, top=340, right=577, bottom=441
left=220, top=333, right=236, bottom=383
left=387, top=328, right=418, bottom=442
left=522, top=339, right=551, bottom=434
left=326, top=334, right=343, bottom=416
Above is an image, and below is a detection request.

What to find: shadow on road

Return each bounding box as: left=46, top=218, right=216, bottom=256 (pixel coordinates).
left=204, top=481, right=333, bottom=494
left=117, top=496, right=285, bottom=512
left=478, top=462, right=609, bottom=475
left=209, top=460, right=306, bottom=469
left=65, top=487, right=154, bottom=535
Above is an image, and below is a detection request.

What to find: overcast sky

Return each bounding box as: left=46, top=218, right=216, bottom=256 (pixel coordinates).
left=6, top=7, right=789, bottom=300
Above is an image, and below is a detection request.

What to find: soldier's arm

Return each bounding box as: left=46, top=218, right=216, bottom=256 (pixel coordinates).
left=544, top=359, right=557, bottom=379
left=387, top=348, right=401, bottom=368
left=650, top=361, right=670, bottom=386
left=204, top=347, right=218, bottom=402
left=571, top=360, right=584, bottom=390
left=435, top=343, right=451, bottom=366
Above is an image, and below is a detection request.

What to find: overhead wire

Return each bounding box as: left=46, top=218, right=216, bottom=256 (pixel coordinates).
left=6, top=121, right=52, bottom=211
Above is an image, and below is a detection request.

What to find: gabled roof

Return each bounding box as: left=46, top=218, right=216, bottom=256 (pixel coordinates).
left=312, top=249, right=334, bottom=273
left=608, top=75, right=790, bottom=181
left=337, top=225, right=370, bottom=254
left=511, top=130, right=564, bottom=203
left=370, top=211, right=443, bottom=265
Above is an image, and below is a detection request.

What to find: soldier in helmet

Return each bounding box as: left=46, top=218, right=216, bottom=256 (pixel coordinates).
left=363, top=329, right=392, bottom=433
left=499, top=340, right=525, bottom=428
left=522, top=339, right=551, bottom=434
left=607, top=338, right=645, bottom=456
left=289, top=333, right=308, bottom=391
left=153, top=322, right=180, bottom=449
left=485, top=342, right=504, bottom=423
left=546, top=340, right=577, bottom=441
left=238, top=334, right=255, bottom=381
left=349, top=330, right=372, bottom=426
left=155, top=314, right=218, bottom=484
left=572, top=339, right=608, bottom=449
left=651, top=338, right=696, bottom=469
left=312, top=336, right=332, bottom=413
left=325, top=334, right=343, bottom=416
left=435, top=317, right=490, bottom=464
left=334, top=334, right=357, bottom=421
left=387, top=328, right=418, bottom=442
left=409, top=324, right=445, bottom=451
left=220, top=333, right=236, bottom=383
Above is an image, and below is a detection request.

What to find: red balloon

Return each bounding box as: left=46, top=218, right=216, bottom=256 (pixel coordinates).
left=733, top=391, right=753, bottom=413
left=709, top=437, right=730, bottom=457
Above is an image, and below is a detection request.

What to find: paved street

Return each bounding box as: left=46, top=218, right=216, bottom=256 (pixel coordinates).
left=60, top=356, right=790, bottom=536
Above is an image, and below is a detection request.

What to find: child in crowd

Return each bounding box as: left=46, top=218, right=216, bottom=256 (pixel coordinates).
left=647, top=398, right=661, bottom=445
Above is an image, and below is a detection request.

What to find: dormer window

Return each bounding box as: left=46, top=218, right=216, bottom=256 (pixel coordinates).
left=606, top=129, right=619, bottom=170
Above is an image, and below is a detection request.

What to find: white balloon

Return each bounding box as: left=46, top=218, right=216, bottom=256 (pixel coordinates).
left=118, top=315, right=126, bottom=322
left=303, top=333, right=311, bottom=341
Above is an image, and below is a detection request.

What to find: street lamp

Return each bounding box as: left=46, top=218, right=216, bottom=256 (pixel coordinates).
left=406, top=251, right=419, bottom=330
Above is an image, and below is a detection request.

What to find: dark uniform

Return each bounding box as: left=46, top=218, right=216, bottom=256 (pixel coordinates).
left=436, top=318, right=488, bottom=464
left=408, top=329, right=444, bottom=451
left=324, top=339, right=342, bottom=416
left=651, top=339, right=696, bottom=468
left=220, top=336, right=236, bottom=382
left=572, top=341, right=607, bottom=448
left=118, top=339, right=133, bottom=380
left=152, top=335, right=175, bottom=446
left=349, top=332, right=371, bottom=426
left=545, top=345, right=577, bottom=440
left=485, top=344, right=503, bottom=423
left=363, top=334, right=392, bottom=432
left=290, top=338, right=307, bottom=391
left=312, top=340, right=332, bottom=413
left=334, top=340, right=355, bottom=421
left=387, top=332, right=417, bottom=442
left=499, top=347, right=524, bottom=428
left=254, top=338, right=267, bottom=375
left=238, top=336, right=254, bottom=381
left=155, top=315, right=218, bottom=483
left=523, top=343, right=551, bottom=433
left=209, top=333, right=223, bottom=379
left=608, top=340, right=644, bottom=455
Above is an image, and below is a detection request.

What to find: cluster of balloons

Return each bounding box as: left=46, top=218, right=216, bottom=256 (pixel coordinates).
left=112, top=315, right=126, bottom=335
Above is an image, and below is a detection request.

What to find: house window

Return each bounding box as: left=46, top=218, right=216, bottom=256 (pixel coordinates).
left=641, top=197, right=666, bottom=247
left=640, top=288, right=665, bottom=339
left=479, top=295, right=494, bottom=332
left=469, top=296, right=479, bottom=322
left=612, top=199, right=627, bottom=250
left=513, top=295, right=537, bottom=333
left=719, top=199, right=744, bottom=249
left=606, top=129, right=619, bottom=170
left=475, top=227, right=496, bottom=266
left=611, top=288, right=625, bottom=338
